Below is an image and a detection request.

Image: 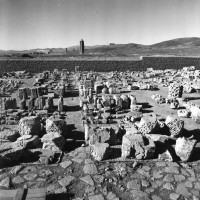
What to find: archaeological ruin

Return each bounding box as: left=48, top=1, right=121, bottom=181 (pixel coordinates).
left=1, top=65, right=200, bottom=199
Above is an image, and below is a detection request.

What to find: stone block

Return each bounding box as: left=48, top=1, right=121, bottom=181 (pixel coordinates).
left=177, top=109, right=190, bottom=118
left=18, top=88, right=27, bottom=100
left=41, top=132, right=61, bottom=142
left=168, top=83, right=183, bottom=99
left=19, top=99, right=26, bottom=110
left=18, top=116, right=41, bottom=136
left=16, top=135, right=40, bottom=149
left=37, top=87, right=43, bottom=97
left=91, top=143, right=111, bottom=161
left=41, top=132, right=65, bottom=151
left=158, top=150, right=173, bottom=162
left=165, top=116, right=184, bottom=137
left=122, top=133, right=155, bottom=159
left=28, top=98, right=35, bottom=111
left=191, top=107, right=200, bottom=123
left=125, top=125, right=140, bottom=135
left=138, top=113, right=160, bottom=135
left=4, top=98, right=17, bottom=110
left=30, top=87, right=38, bottom=99
left=89, top=127, right=117, bottom=145
left=46, top=117, right=65, bottom=135
left=175, top=137, right=197, bottom=161
left=120, top=94, right=130, bottom=109
left=38, top=96, right=46, bottom=110
left=130, top=104, right=142, bottom=111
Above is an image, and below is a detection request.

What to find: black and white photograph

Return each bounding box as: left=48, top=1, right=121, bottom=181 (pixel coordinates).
left=0, top=0, right=200, bottom=199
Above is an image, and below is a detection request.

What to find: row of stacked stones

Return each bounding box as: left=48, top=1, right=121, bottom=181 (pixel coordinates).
left=19, top=87, right=43, bottom=100
left=16, top=116, right=42, bottom=149
left=19, top=96, right=54, bottom=112
left=18, top=86, right=64, bottom=112
left=0, top=98, right=17, bottom=110
left=19, top=87, right=43, bottom=110
left=87, top=111, right=196, bottom=162
left=80, top=93, right=135, bottom=112
left=16, top=115, right=66, bottom=151
left=167, top=82, right=200, bottom=122
left=122, top=113, right=196, bottom=162
left=41, top=116, right=66, bottom=151
left=99, top=94, right=139, bottom=111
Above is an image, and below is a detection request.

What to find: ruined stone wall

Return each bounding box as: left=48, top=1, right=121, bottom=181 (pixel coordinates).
left=0, top=60, right=142, bottom=73
left=142, top=56, right=200, bottom=70
left=0, top=56, right=200, bottom=74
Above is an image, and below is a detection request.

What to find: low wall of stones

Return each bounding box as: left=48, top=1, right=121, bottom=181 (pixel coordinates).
left=0, top=60, right=142, bottom=73
left=142, top=56, right=200, bottom=70
left=0, top=56, right=200, bottom=74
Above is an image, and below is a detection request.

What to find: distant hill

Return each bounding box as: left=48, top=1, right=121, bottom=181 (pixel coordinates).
left=150, top=37, right=200, bottom=48
left=1, top=37, right=200, bottom=58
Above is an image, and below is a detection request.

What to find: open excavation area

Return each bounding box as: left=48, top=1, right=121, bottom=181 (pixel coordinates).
left=1, top=66, right=200, bottom=200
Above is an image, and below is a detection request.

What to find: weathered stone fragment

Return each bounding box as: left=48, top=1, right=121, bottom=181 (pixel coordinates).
left=15, top=135, right=40, bottom=149
left=165, top=116, right=184, bottom=137
left=46, top=117, right=64, bottom=135
left=18, top=88, right=27, bottom=100
left=4, top=98, right=17, bottom=110
left=35, top=96, right=46, bottom=110
left=138, top=113, right=160, bottom=135
left=177, top=109, right=190, bottom=118
left=89, top=128, right=117, bottom=145
left=91, top=143, right=111, bottom=161
left=0, top=177, right=10, bottom=189
left=41, top=132, right=65, bottom=151
left=191, top=107, right=200, bottom=123
left=30, top=87, right=38, bottom=99
left=129, top=94, right=137, bottom=111
left=121, top=133, right=155, bottom=159
left=28, top=98, right=35, bottom=111
left=120, top=94, right=130, bottom=109
left=19, top=99, right=26, bottom=110
left=0, top=128, right=20, bottom=142
left=159, top=150, right=173, bottom=162
left=18, top=116, right=41, bottom=136
left=58, top=97, right=64, bottom=112
left=175, top=137, right=197, bottom=161
left=37, top=86, right=43, bottom=97
left=46, top=97, right=54, bottom=112
left=168, top=83, right=183, bottom=99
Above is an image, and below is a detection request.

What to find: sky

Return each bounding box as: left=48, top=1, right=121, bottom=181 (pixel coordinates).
left=0, top=0, right=200, bottom=50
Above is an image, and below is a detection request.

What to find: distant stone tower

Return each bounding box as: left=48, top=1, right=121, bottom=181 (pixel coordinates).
left=80, top=39, right=84, bottom=54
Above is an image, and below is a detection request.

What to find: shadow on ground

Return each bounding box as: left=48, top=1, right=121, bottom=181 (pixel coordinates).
left=186, top=96, right=200, bottom=101
left=137, top=102, right=153, bottom=109
left=66, top=105, right=80, bottom=112
left=46, top=193, right=74, bottom=200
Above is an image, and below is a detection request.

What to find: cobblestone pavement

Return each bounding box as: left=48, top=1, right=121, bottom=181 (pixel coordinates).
left=1, top=146, right=200, bottom=200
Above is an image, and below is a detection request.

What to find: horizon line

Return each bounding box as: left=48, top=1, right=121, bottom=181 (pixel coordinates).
left=1, top=36, right=200, bottom=52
